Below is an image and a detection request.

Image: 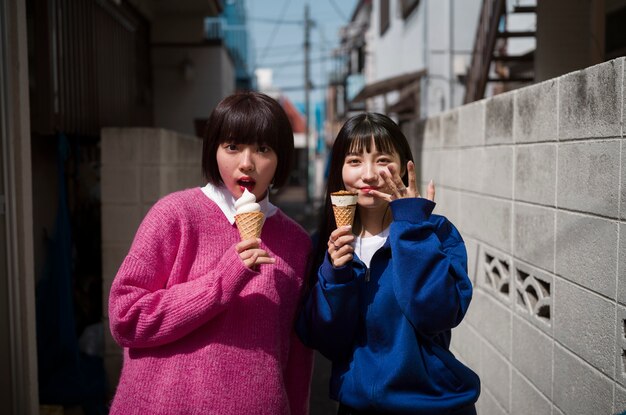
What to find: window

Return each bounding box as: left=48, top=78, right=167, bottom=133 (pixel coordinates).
left=401, top=0, right=420, bottom=19
left=380, top=0, right=390, bottom=36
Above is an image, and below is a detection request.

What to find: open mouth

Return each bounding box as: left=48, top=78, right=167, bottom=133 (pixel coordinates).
left=237, top=177, right=256, bottom=192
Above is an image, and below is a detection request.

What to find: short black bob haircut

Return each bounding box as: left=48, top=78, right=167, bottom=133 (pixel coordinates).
left=202, top=91, right=294, bottom=189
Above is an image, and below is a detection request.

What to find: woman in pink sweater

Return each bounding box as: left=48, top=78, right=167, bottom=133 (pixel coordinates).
left=108, top=91, right=313, bottom=414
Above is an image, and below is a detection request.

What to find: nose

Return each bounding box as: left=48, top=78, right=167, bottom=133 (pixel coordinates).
left=362, top=162, right=378, bottom=182
left=239, top=148, right=254, bottom=172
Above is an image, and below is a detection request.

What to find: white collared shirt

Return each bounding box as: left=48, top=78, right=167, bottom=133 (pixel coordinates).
left=201, top=182, right=278, bottom=225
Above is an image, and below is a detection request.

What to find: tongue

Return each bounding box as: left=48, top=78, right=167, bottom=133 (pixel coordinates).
left=239, top=182, right=255, bottom=191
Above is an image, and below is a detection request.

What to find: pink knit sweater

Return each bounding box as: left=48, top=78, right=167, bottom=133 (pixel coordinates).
left=108, top=188, right=313, bottom=415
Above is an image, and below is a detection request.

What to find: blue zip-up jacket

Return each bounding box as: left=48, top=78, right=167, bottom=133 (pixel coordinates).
left=297, top=198, right=480, bottom=414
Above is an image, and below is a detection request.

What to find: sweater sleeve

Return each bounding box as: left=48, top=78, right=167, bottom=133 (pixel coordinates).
left=108, top=199, right=256, bottom=349
left=284, top=329, right=314, bottom=415
left=389, top=198, right=473, bottom=335
left=296, top=255, right=361, bottom=361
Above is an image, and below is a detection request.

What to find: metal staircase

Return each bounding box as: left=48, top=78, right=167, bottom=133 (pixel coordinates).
left=464, top=1, right=537, bottom=104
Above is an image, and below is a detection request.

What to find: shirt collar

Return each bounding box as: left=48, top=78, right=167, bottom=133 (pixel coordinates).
left=201, top=182, right=278, bottom=225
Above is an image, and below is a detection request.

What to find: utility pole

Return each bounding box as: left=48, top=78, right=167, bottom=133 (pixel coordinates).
left=303, top=3, right=311, bottom=204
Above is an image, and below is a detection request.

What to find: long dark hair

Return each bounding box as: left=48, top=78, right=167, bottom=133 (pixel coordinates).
left=309, top=112, right=414, bottom=285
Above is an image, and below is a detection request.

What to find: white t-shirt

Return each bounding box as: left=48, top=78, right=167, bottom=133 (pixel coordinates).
left=354, top=227, right=390, bottom=268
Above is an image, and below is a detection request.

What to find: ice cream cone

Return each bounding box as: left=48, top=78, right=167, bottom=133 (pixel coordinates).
left=332, top=204, right=356, bottom=227
left=330, top=190, right=358, bottom=228
left=235, top=211, right=264, bottom=240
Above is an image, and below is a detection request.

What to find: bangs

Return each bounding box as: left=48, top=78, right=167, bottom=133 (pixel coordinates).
left=346, top=121, right=398, bottom=156
left=218, top=100, right=282, bottom=149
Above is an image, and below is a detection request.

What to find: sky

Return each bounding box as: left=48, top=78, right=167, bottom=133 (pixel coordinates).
left=246, top=0, right=360, bottom=107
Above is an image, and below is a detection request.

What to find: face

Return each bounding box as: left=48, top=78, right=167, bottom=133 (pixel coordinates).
left=216, top=142, right=278, bottom=200
left=341, top=139, right=402, bottom=210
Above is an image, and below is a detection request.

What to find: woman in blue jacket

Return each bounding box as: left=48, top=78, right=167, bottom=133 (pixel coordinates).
left=297, top=113, right=480, bottom=415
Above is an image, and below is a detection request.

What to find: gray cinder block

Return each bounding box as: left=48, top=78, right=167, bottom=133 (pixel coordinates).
left=515, top=144, right=556, bottom=206
left=422, top=115, right=442, bottom=150
left=511, top=370, right=551, bottom=415
left=450, top=322, right=481, bottom=378
left=555, top=211, right=618, bottom=298
left=553, top=343, right=613, bottom=415
left=553, top=278, right=616, bottom=377
left=476, top=389, right=507, bottom=415
left=458, top=147, right=483, bottom=195
left=458, top=100, right=485, bottom=147
left=468, top=289, right=511, bottom=358
left=615, top=383, right=626, bottom=414
left=482, top=146, right=513, bottom=199
left=442, top=110, right=459, bottom=148
left=432, top=186, right=460, bottom=227
left=557, top=140, right=620, bottom=218
left=439, top=149, right=460, bottom=189
left=616, top=306, right=626, bottom=388
left=513, top=203, right=555, bottom=272
left=617, top=223, right=626, bottom=305
left=101, top=204, right=143, bottom=244
left=101, top=165, right=141, bottom=204
left=622, top=140, right=626, bottom=220
left=102, top=128, right=141, bottom=164
left=512, top=315, right=553, bottom=399
left=481, top=342, right=511, bottom=411
left=419, top=149, right=441, bottom=186
left=514, top=79, right=558, bottom=143
left=559, top=58, right=623, bottom=140
left=459, top=194, right=512, bottom=253
left=486, top=92, right=514, bottom=145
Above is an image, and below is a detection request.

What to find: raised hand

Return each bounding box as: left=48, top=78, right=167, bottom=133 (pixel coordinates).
left=327, top=225, right=355, bottom=268
left=367, top=160, right=435, bottom=202
left=236, top=238, right=276, bottom=269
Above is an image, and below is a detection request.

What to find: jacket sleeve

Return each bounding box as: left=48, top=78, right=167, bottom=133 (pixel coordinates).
left=108, top=199, right=256, bottom=349
left=296, top=256, right=361, bottom=362
left=389, top=198, right=473, bottom=335
left=284, top=329, right=314, bottom=415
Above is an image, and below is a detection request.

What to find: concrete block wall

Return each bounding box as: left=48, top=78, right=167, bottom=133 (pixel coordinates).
left=405, top=57, right=625, bottom=415
left=100, top=127, right=203, bottom=393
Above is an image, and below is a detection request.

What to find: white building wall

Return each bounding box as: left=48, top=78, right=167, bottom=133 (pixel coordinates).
left=365, top=0, right=482, bottom=117
left=152, top=46, right=235, bottom=136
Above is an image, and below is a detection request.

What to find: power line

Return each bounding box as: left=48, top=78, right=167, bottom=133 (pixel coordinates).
left=249, top=17, right=304, bottom=25
left=327, top=0, right=348, bottom=21
left=258, top=0, right=292, bottom=65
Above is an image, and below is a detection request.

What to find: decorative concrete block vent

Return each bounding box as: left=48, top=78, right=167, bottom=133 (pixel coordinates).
left=479, top=243, right=553, bottom=328
left=480, top=245, right=511, bottom=302
left=514, top=264, right=551, bottom=327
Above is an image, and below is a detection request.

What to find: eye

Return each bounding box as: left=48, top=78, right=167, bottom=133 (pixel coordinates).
left=345, top=157, right=361, bottom=165
left=258, top=145, right=272, bottom=154
left=223, top=143, right=238, bottom=151
left=377, top=157, right=392, bottom=164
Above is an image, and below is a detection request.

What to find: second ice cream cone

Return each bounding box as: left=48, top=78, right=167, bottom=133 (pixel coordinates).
left=332, top=204, right=356, bottom=227
left=330, top=190, right=358, bottom=228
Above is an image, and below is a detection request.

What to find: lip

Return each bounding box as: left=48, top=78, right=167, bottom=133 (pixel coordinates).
left=359, top=186, right=379, bottom=192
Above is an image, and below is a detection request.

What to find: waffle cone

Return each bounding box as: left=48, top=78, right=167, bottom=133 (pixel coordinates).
left=235, top=211, right=264, bottom=240
left=332, top=204, right=356, bottom=228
